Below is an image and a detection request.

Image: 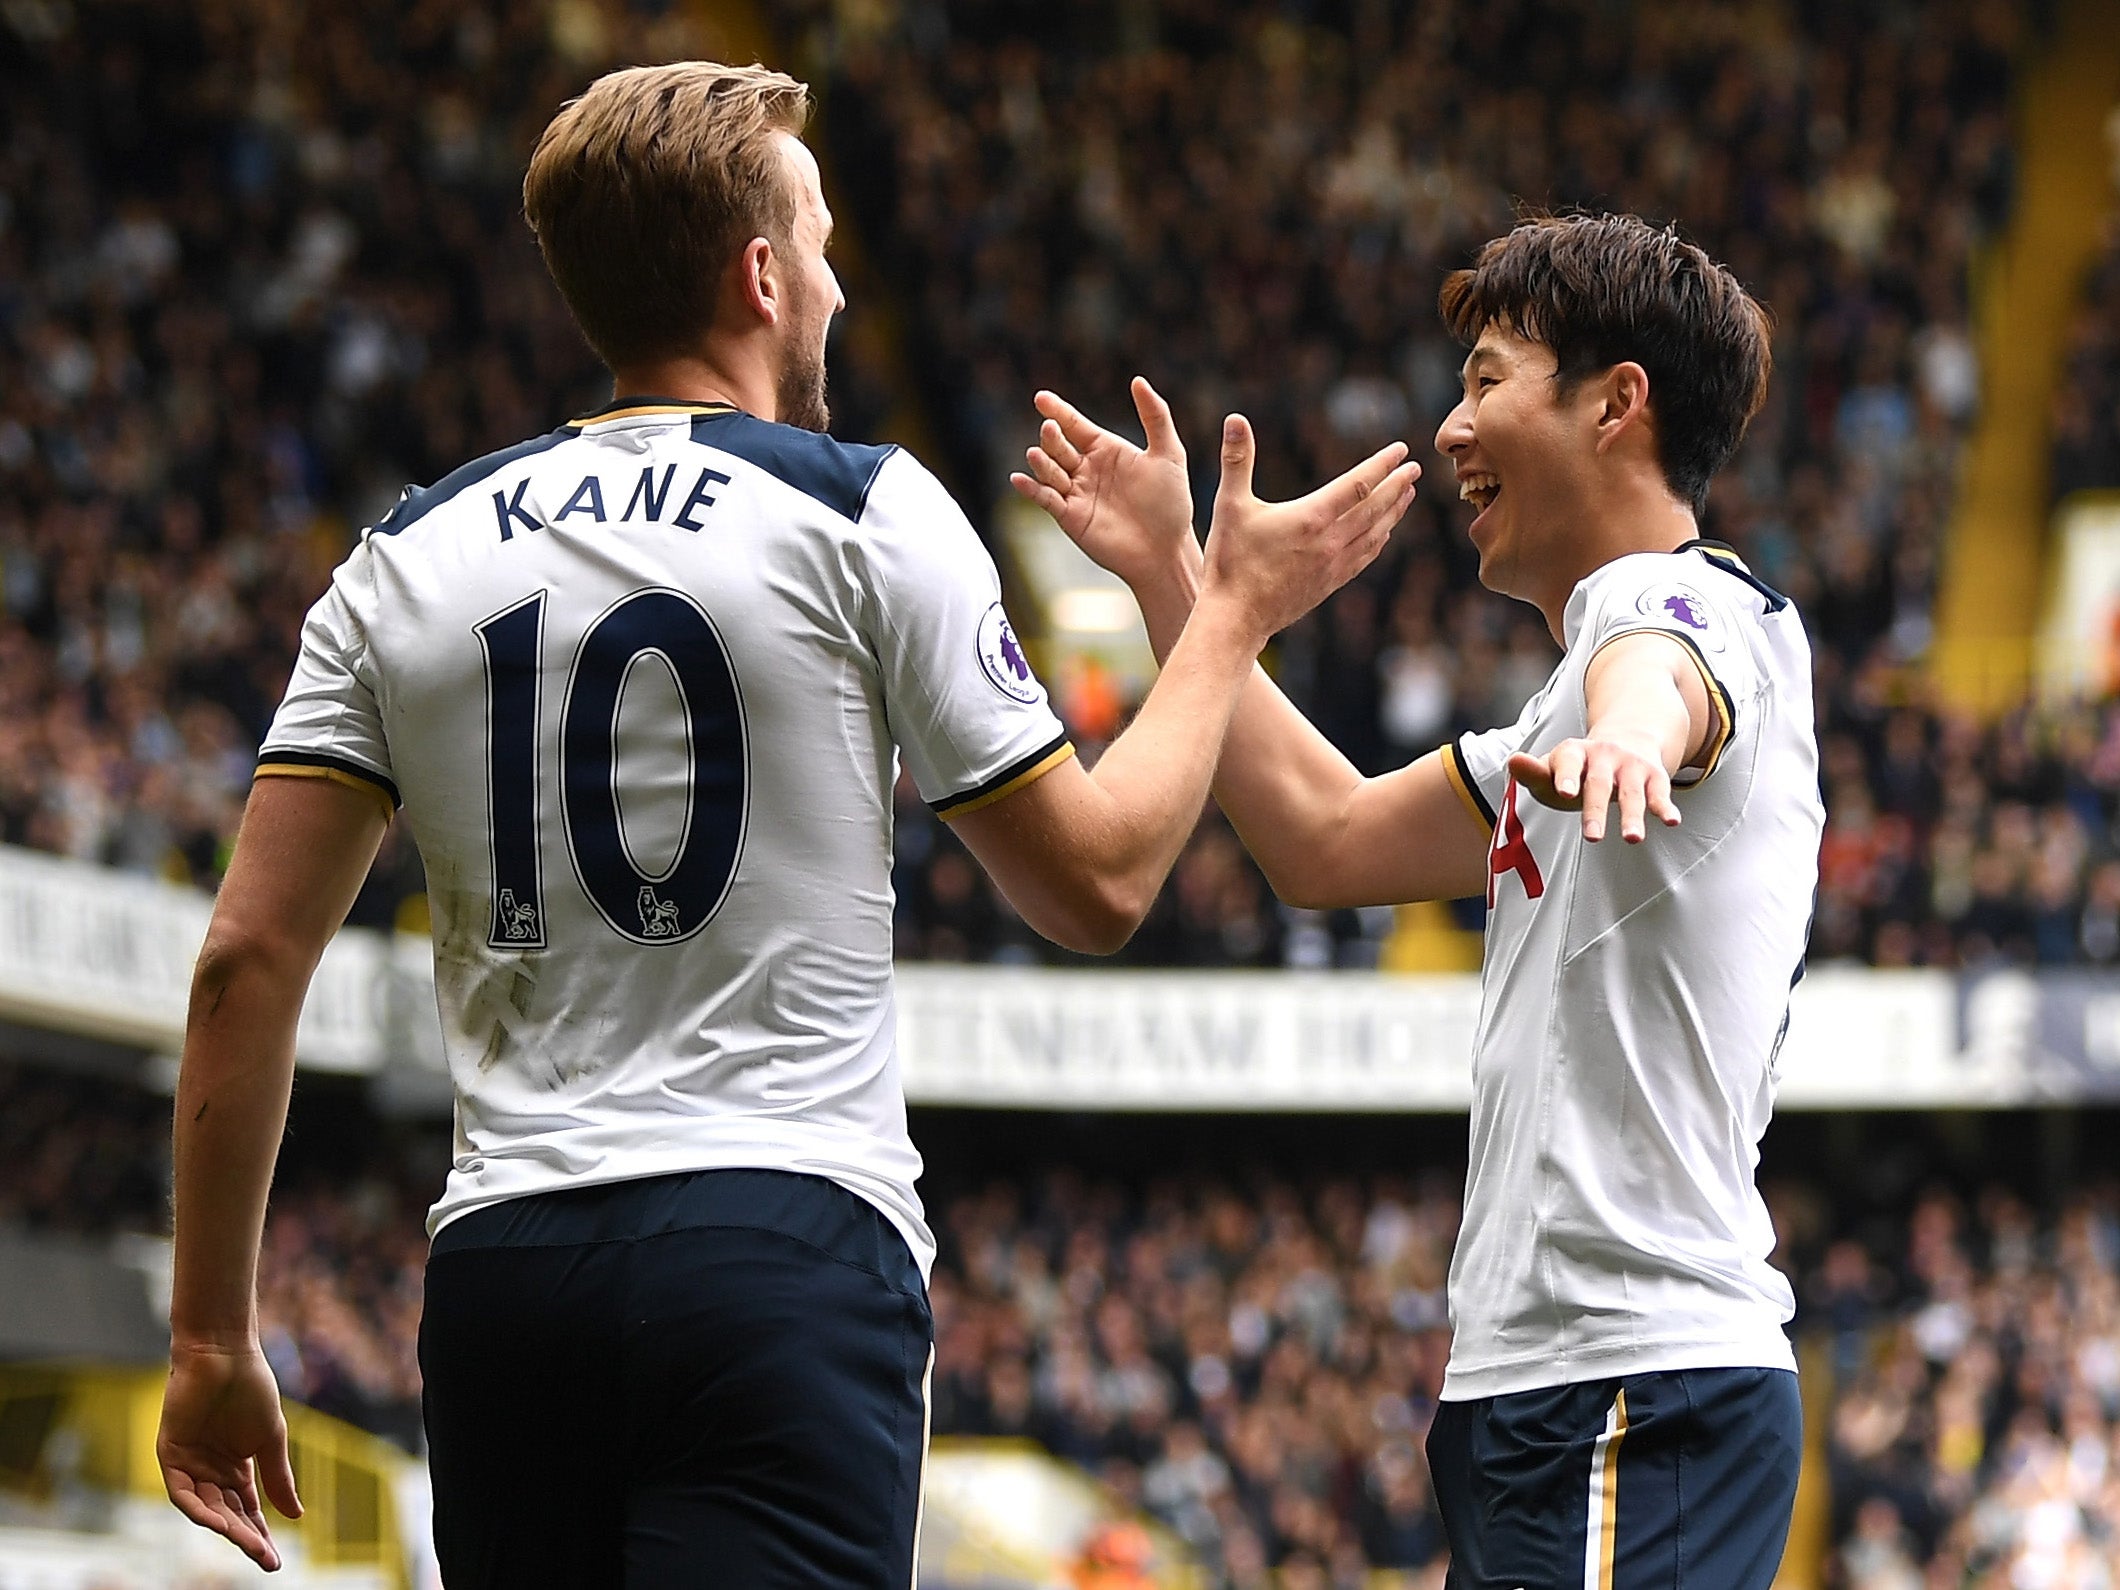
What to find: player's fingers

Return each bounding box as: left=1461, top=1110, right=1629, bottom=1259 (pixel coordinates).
left=1579, top=755, right=1616, bottom=842
left=1616, top=763, right=1648, bottom=843
left=220, top=1468, right=281, bottom=1573
left=1038, top=417, right=1084, bottom=474
left=1132, top=377, right=1185, bottom=460
left=168, top=1486, right=224, bottom=1539
left=1336, top=460, right=1422, bottom=540
left=1647, top=768, right=1682, bottom=829
left=1313, top=441, right=1411, bottom=522
left=175, top=1475, right=279, bottom=1572
left=261, top=1432, right=302, bottom=1521
left=1504, top=751, right=1559, bottom=808
left=1008, top=474, right=1070, bottom=523
left=1034, top=389, right=1106, bottom=457
left=1217, top=414, right=1257, bottom=505
left=229, top=1506, right=280, bottom=1572
left=1023, top=445, right=1075, bottom=497
left=1550, top=741, right=1586, bottom=803
left=168, top=1485, right=249, bottom=1556
left=1335, top=516, right=1395, bottom=585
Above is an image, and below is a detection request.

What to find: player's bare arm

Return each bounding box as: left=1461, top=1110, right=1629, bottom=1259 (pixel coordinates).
left=1507, top=630, right=1717, bottom=843
left=1009, top=381, right=1489, bottom=908
left=158, top=775, right=388, bottom=1572
left=953, top=407, right=1419, bottom=951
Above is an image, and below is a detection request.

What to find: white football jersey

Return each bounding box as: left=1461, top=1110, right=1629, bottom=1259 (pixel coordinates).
left=1437, top=542, right=1821, bottom=1399
left=259, top=399, right=1073, bottom=1277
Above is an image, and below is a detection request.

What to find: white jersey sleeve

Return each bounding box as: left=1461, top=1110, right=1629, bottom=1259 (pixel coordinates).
left=1576, top=550, right=1767, bottom=783
left=1445, top=687, right=1549, bottom=833
left=255, top=539, right=399, bottom=817
left=857, top=452, right=1073, bottom=819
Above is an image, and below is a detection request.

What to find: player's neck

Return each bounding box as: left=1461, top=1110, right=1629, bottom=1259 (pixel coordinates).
left=1529, top=483, right=1700, bottom=641
left=608, top=348, right=778, bottom=422
left=1598, top=480, right=1701, bottom=562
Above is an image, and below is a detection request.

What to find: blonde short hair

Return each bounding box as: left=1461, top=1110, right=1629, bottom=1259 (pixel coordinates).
left=523, top=61, right=812, bottom=369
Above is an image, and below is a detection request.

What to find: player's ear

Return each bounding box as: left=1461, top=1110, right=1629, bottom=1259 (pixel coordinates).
left=738, top=236, right=779, bottom=327
left=1593, top=362, right=1652, bottom=456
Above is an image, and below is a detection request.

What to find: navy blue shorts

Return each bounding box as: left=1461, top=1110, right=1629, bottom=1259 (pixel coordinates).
left=419, top=1168, right=933, bottom=1590
left=1426, top=1366, right=1801, bottom=1590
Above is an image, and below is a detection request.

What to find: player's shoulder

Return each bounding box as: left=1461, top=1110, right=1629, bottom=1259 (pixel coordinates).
left=1670, top=539, right=1793, bottom=617
left=1579, top=541, right=1791, bottom=644
left=686, top=410, right=903, bottom=525
left=367, top=424, right=582, bottom=541
left=1591, top=542, right=1784, bottom=604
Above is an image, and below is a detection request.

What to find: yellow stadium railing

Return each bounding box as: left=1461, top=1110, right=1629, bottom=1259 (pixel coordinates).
left=0, top=1363, right=411, bottom=1587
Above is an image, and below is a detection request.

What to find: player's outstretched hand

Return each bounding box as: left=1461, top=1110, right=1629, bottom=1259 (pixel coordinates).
left=1508, top=735, right=1681, bottom=844
left=1200, top=413, right=1419, bottom=643
left=1010, top=378, right=1198, bottom=592
left=158, top=1341, right=303, bottom=1572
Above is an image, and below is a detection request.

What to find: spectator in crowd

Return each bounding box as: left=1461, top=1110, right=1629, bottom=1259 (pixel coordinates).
left=0, top=1059, right=167, bottom=1236
left=2053, top=216, right=2120, bottom=503
left=927, top=1171, right=1461, bottom=1584
left=12, top=0, right=2120, bottom=980
left=783, top=0, right=2021, bottom=969
left=18, top=0, right=2115, bottom=974
left=0, top=0, right=898, bottom=921
left=13, top=1056, right=2120, bottom=1582
left=255, top=1178, right=428, bottom=1451
left=1824, top=1185, right=2120, bottom=1586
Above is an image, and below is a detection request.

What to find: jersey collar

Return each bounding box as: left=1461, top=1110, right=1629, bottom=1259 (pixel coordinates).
left=1674, top=536, right=1750, bottom=571
left=571, top=394, right=741, bottom=427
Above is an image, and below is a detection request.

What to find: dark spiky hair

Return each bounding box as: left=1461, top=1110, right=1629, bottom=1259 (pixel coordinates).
left=1439, top=214, right=1773, bottom=514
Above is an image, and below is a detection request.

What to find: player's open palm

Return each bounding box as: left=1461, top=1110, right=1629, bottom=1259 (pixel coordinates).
left=1509, top=735, right=1681, bottom=844
left=1202, top=413, right=1420, bottom=640
left=158, top=1342, right=303, bottom=1572
left=1009, top=378, right=1196, bottom=590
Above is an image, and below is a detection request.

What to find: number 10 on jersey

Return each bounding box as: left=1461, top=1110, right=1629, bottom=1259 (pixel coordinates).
left=475, top=588, right=750, bottom=950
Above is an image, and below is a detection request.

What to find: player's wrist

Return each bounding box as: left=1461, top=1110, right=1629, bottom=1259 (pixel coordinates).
left=168, top=1296, right=262, bottom=1355
left=1128, top=538, right=1203, bottom=606
left=169, top=1326, right=263, bottom=1358
left=1189, top=573, right=1274, bottom=658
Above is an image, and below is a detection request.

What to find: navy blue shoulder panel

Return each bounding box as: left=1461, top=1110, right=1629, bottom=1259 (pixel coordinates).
left=1682, top=538, right=1791, bottom=614
left=370, top=426, right=578, bottom=537
left=690, top=411, right=898, bottom=523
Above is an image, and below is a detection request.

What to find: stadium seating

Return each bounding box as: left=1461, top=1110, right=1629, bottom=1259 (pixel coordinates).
left=10, top=0, right=2120, bottom=1584
left=779, top=0, right=2027, bottom=970
left=9, top=0, right=2109, bottom=974
left=2054, top=218, right=2120, bottom=500
left=12, top=1057, right=2120, bottom=1586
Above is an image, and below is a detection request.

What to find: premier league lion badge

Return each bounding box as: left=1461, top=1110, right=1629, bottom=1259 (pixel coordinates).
left=976, top=600, right=1044, bottom=703
left=1636, top=582, right=1723, bottom=649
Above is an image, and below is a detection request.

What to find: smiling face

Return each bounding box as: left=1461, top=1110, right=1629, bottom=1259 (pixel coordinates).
left=1434, top=324, right=1607, bottom=617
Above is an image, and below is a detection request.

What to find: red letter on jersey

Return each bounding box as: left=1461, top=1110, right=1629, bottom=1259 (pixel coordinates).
left=1488, top=778, right=1546, bottom=907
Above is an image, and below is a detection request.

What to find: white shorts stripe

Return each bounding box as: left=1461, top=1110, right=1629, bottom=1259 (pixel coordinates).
left=906, top=1342, right=936, bottom=1588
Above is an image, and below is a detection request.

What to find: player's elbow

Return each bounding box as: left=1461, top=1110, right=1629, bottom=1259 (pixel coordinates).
left=189, top=924, right=305, bottom=1017
left=1258, top=855, right=1352, bottom=913
left=1032, top=874, right=1151, bottom=956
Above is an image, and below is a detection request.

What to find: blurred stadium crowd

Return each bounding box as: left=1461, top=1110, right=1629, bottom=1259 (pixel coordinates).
left=13, top=1061, right=2120, bottom=1586
left=2054, top=216, right=2120, bottom=504
left=691, top=0, right=2046, bottom=972
left=10, top=0, right=2120, bottom=1584
left=1816, top=1185, right=2120, bottom=1588
left=7, top=0, right=2120, bottom=971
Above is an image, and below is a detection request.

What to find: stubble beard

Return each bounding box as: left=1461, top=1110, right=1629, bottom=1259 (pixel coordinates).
left=776, top=288, right=832, bottom=434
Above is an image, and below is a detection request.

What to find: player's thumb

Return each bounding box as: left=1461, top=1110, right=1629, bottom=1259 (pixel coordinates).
left=1217, top=413, right=1256, bottom=504
left=263, top=1432, right=303, bottom=1520
left=1133, top=377, right=1183, bottom=459
left=1505, top=751, right=1556, bottom=805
